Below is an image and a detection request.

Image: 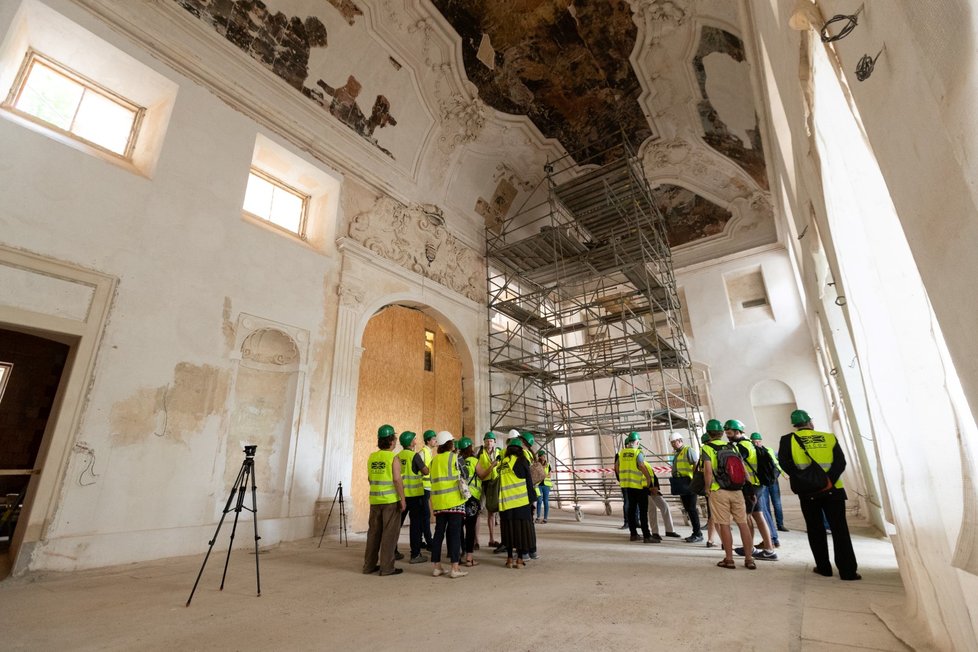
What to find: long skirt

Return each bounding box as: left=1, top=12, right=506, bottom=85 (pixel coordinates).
left=500, top=504, right=535, bottom=555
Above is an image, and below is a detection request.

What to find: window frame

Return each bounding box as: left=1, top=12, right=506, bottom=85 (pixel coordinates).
left=3, top=49, right=145, bottom=161
left=242, top=167, right=311, bottom=241
left=0, top=362, right=12, bottom=406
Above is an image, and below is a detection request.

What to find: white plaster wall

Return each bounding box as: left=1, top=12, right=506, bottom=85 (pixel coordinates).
left=677, top=246, right=830, bottom=442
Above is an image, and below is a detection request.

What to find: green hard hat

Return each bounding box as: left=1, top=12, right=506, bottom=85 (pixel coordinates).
left=701, top=433, right=711, bottom=443
left=378, top=424, right=395, bottom=438
left=791, top=409, right=812, bottom=426
left=399, top=431, right=416, bottom=447
left=507, top=437, right=522, bottom=447
left=423, top=429, right=437, bottom=441
left=724, top=419, right=745, bottom=432
left=521, top=431, right=535, bottom=447
left=706, top=419, right=724, bottom=433
left=750, top=432, right=763, bottom=441
left=625, top=431, right=640, bottom=443
left=458, top=437, right=473, bottom=450
left=483, top=431, right=496, bottom=440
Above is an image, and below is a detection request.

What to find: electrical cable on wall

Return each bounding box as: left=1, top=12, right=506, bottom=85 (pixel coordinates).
left=855, top=46, right=885, bottom=82
left=154, top=386, right=169, bottom=437
left=820, top=5, right=863, bottom=42
left=73, top=442, right=100, bottom=486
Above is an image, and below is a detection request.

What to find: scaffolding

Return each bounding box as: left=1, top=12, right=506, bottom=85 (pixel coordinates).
left=486, top=137, right=702, bottom=518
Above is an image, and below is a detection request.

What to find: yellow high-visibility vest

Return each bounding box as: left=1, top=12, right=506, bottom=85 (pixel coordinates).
left=421, top=446, right=433, bottom=491
left=478, top=446, right=499, bottom=481
left=790, top=430, right=844, bottom=488
left=397, top=449, right=423, bottom=498
left=465, top=455, right=482, bottom=500
left=672, top=445, right=694, bottom=479
left=499, top=456, right=529, bottom=511
left=542, top=463, right=552, bottom=488
left=734, top=439, right=760, bottom=486
left=430, top=451, right=465, bottom=511
left=367, top=450, right=398, bottom=505
left=618, top=447, right=644, bottom=489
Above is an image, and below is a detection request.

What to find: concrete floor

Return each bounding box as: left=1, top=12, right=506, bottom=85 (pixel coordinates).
left=0, top=505, right=911, bottom=651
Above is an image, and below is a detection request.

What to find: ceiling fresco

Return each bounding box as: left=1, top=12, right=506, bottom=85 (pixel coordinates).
left=430, top=0, right=652, bottom=161
left=654, top=184, right=733, bottom=247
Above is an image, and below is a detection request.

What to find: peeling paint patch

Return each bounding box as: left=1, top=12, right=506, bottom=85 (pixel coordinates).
left=110, top=364, right=230, bottom=446
left=222, top=296, right=235, bottom=352
left=654, top=184, right=734, bottom=246
left=327, top=0, right=363, bottom=26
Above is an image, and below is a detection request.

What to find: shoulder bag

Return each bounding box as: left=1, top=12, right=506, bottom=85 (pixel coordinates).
left=788, top=434, right=833, bottom=497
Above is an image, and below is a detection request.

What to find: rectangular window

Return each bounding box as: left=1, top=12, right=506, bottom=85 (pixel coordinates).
left=0, top=362, right=11, bottom=405
left=4, top=50, right=143, bottom=159
left=243, top=168, right=309, bottom=238
left=424, top=330, right=435, bottom=372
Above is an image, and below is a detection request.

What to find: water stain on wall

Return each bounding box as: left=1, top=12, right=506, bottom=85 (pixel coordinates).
left=110, top=363, right=230, bottom=446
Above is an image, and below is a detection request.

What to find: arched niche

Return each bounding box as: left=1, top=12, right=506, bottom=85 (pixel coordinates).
left=750, top=379, right=798, bottom=440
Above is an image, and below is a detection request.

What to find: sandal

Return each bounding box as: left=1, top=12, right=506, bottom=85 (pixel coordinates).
left=464, top=559, right=480, bottom=567
left=505, top=558, right=514, bottom=569
left=716, top=559, right=736, bottom=569
left=745, top=559, right=757, bottom=570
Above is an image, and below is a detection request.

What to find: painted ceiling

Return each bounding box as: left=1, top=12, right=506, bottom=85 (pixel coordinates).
left=171, top=0, right=774, bottom=258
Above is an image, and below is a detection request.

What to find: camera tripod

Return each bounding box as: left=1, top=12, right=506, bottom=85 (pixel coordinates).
left=317, top=483, right=348, bottom=548
left=186, top=445, right=262, bottom=606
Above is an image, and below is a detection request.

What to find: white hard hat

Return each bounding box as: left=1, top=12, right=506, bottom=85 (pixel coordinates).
left=507, top=428, right=521, bottom=440
left=436, top=430, right=454, bottom=446
left=669, top=432, right=684, bottom=441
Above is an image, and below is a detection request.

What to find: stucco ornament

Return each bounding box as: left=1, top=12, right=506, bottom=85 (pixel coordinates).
left=439, top=89, right=487, bottom=151
left=338, top=282, right=365, bottom=308
left=349, top=197, right=485, bottom=303
left=241, top=328, right=299, bottom=366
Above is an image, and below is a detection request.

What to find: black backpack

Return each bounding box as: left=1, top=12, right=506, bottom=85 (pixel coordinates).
left=754, top=445, right=779, bottom=486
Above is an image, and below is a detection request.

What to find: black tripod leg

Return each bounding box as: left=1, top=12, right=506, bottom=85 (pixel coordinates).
left=339, top=486, right=348, bottom=547
left=317, top=485, right=341, bottom=548
left=186, top=462, right=246, bottom=607
left=219, top=464, right=249, bottom=591
left=249, top=462, right=261, bottom=597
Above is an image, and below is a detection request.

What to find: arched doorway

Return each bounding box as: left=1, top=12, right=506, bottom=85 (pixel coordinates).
left=350, top=305, right=465, bottom=530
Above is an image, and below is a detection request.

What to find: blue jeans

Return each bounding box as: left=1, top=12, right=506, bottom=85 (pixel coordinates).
left=536, top=484, right=551, bottom=520
left=756, top=484, right=779, bottom=545
left=769, top=480, right=785, bottom=529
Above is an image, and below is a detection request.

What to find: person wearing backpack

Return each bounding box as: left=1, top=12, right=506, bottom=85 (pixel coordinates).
left=701, top=426, right=756, bottom=569
left=724, top=420, right=778, bottom=560
left=778, top=410, right=860, bottom=581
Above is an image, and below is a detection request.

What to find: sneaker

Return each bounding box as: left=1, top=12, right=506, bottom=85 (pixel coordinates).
left=685, top=534, right=704, bottom=543
left=542, top=519, right=547, bottom=524
left=619, top=523, right=629, bottom=530
left=777, top=526, right=790, bottom=533
left=409, top=555, right=427, bottom=564
left=493, top=544, right=506, bottom=554
left=755, top=550, right=779, bottom=561
left=773, top=540, right=781, bottom=548
left=643, top=536, right=659, bottom=544
left=380, top=568, right=403, bottom=576
left=629, top=534, right=640, bottom=542
left=448, top=569, right=468, bottom=579
left=734, top=546, right=763, bottom=557
left=665, top=531, right=681, bottom=538
left=521, top=553, right=530, bottom=561
left=529, top=552, right=540, bottom=560
left=394, top=550, right=404, bottom=560
left=650, top=533, right=662, bottom=542
left=432, top=567, right=444, bottom=577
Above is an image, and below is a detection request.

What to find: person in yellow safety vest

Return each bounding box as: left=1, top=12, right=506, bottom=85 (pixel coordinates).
left=644, top=460, right=679, bottom=542
left=498, top=437, right=535, bottom=568
left=669, top=432, right=703, bottom=542
left=614, top=431, right=655, bottom=543
left=362, top=424, right=406, bottom=576
left=479, top=432, right=502, bottom=550
left=701, top=422, right=755, bottom=570
left=458, top=437, right=485, bottom=568
left=395, top=431, right=430, bottom=564
left=778, top=410, right=860, bottom=580
left=420, top=429, right=437, bottom=551
left=534, top=452, right=553, bottom=524
left=724, top=419, right=778, bottom=561
left=429, top=431, right=468, bottom=579
left=518, top=430, right=540, bottom=561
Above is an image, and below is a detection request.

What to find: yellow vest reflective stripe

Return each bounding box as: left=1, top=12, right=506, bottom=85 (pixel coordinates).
left=398, top=449, right=423, bottom=498
left=542, top=463, right=553, bottom=488
left=735, top=440, right=760, bottom=486
left=790, top=430, right=844, bottom=488
left=618, top=447, right=644, bottom=489
left=421, top=446, right=433, bottom=491
left=465, top=456, right=482, bottom=500
left=367, top=450, right=398, bottom=505
left=672, top=446, right=694, bottom=479
left=499, top=456, right=529, bottom=511
left=479, top=447, right=499, bottom=480
left=430, top=451, right=465, bottom=511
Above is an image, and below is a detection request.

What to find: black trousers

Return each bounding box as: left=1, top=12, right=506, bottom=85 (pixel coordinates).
left=421, top=490, right=433, bottom=546
left=625, top=488, right=651, bottom=537
left=431, top=512, right=463, bottom=564
left=403, top=495, right=425, bottom=557
left=462, top=509, right=479, bottom=554
left=679, top=493, right=702, bottom=536
left=801, top=493, right=858, bottom=578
